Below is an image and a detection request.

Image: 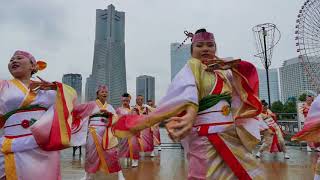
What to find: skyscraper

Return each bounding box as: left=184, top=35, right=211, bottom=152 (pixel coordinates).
left=136, top=75, right=155, bottom=104
left=62, top=73, right=82, bottom=102
left=85, top=74, right=96, bottom=103
left=86, top=4, right=127, bottom=107
left=280, top=57, right=320, bottom=102
left=170, top=43, right=191, bottom=80
left=257, top=68, right=280, bottom=103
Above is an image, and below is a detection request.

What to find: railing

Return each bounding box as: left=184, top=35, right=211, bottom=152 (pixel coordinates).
left=159, top=128, right=183, bottom=149
left=276, top=113, right=299, bottom=136
left=275, top=113, right=305, bottom=146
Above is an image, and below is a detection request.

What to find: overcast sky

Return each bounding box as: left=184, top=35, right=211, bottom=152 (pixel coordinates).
left=0, top=0, right=305, bottom=102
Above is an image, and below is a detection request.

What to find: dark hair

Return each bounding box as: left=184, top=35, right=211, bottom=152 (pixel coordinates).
left=261, top=100, right=268, bottom=107
left=190, top=28, right=216, bottom=55
left=122, top=92, right=130, bottom=97
left=147, top=99, right=153, bottom=102
left=195, top=28, right=207, bottom=34
left=30, top=60, right=37, bottom=76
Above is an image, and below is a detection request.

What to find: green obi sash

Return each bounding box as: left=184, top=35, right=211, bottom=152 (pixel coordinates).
left=2, top=105, right=48, bottom=121
left=89, top=113, right=110, bottom=119
left=198, top=93, right=232, bottom=112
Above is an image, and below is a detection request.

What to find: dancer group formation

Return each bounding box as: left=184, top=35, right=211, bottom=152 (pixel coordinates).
left=1, top=28, right=319, bottom=180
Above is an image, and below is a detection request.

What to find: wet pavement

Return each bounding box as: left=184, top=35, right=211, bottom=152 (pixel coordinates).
left=61, top=128, right=317, bottom=180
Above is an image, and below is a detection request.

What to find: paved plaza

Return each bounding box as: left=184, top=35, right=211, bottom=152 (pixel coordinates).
left=61, top=128, right=317, bottom=180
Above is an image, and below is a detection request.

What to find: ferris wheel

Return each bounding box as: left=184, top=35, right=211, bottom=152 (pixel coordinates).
left=295, top=0, right=320, bottom=92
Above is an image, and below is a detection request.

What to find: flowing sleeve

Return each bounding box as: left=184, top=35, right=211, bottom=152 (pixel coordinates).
left=30, top=82, right=78, bottom=151
left=229, top=61, right=263, bottom=150
left=0, top=80, right=8, bottom=113
left=0, top=80, right=8, bottom=129
left=231, top=60, right=262, bottom=119
left=69, top=101, right=96, bottom=146
left=71, top=101, right=96, bottom=128
left=292, top=95, right=320, bottom=142
left=113, top=61, right=199, bottom=138
left=107, top=105, right=118, bottom=125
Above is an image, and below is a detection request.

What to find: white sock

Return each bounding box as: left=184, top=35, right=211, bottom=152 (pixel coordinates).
left=256, top=151, right=261, bottom=158
left=150, top=150, right=155, bottom=157
left=118, top=170, right=125, bottom=180
left=132, top=159, right=138, bottom=167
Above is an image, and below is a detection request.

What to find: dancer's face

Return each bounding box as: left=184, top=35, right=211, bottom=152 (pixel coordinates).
left=192, top=41, right=216, bottom=61
left=262, top=105, right=268, bottom=112
left=8, top=55, right=36, bottom=79
left=136, top=96, right=144, bottom=106
left=147, top=100, right=154, bottom=107
left=122, top=97, right=131, bottom=107
left=97, top=89, right=108, bottom=101
left=306, top=96, right=314, bottom=105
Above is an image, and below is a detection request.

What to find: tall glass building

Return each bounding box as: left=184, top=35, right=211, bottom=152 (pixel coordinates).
left=86, top=4, right=127, bottom=107
left=280, top=57, right=320, bottom=102
left=257, top=68, right=280, bottom=103
left=62, top=73, right=82, bottom=102
left=170, top=43, right=191, bottom=80
left=136, top=75, right=155, bottom=104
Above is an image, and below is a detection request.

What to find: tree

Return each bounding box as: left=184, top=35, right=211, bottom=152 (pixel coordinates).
left=298, top=93, right=307, bottom=102
left=283, top=97, right=297, bottom=113
left=271, top=101, right=284, bottom=113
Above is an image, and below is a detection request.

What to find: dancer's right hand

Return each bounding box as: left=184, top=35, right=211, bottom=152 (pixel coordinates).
left=165, top=106, right=197, bottom=141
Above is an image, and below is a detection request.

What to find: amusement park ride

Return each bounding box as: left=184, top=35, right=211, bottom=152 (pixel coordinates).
left=296, top=0, right=320, bottom=93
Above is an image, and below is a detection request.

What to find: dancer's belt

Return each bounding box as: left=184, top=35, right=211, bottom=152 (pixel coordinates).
left=2, top=106, right=47, bottom=138
left=89, top=114, right=111, bottom=127
left=194, top=100, right=234, bottom=133
left=89, top=114, right=114, bottom=151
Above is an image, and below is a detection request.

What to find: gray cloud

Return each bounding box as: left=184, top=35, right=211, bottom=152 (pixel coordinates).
left=0, top=0, right=306, bottom=102
left=0, top=0, right=68, bottom=50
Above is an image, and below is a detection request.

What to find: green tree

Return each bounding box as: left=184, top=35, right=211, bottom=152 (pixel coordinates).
left=298, top=93, right=307, bottom=102
left=271, top=101, right=284, bottom=113
left=283, top=97, right=297, bottom=113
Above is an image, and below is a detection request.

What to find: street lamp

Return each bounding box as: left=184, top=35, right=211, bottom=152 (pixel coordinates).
left=252, top=23, right=281, bottom=108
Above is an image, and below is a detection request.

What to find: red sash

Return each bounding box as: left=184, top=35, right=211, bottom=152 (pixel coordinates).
left=197, top=124, right=252, bottom=180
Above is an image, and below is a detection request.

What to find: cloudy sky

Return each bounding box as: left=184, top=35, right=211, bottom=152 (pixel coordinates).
left=0, top=0, right=305, bottom=102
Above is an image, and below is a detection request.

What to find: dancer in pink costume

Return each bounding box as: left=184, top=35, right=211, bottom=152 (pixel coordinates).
left=113, top=29, right=265, bottom=180
left=0, top=50, right=77, bottom=180
left=72, top=85, right=125, bottom=180
left=300, top=95, right=319, bottom=152
left=147, top=100, right=161, bottom=152
left=132, top=95, right=155, bottom=157
left=292, top=95, right=320, bottom=180
left=116, top=93, right=140, bottom=167
left=256, top=100, right=289, bottom=159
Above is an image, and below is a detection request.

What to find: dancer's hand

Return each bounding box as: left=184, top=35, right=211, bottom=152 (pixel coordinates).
left=133, top=107, right=140, bottom=115
left=165, top=106, right=197, bottom=141
left=204, top=57, right=241, bottom=71
left=100, top=109, right=113, bottom=117
left=29, top=76, right=57, bottom=92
